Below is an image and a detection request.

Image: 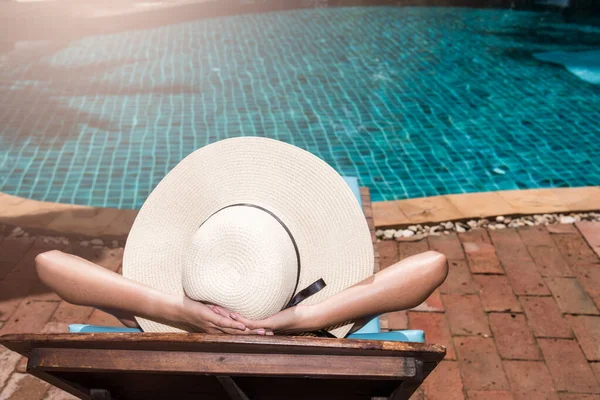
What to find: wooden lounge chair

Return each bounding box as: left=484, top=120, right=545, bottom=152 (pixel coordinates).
left=1, top=331, right=445, bottom=400
left=0, top=178, right=446, bottom=399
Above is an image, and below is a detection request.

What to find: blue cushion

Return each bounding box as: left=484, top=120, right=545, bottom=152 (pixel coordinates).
left=352, top=316, right=381, bottom=334
left=347, top=330, right=425, bottom=343
left=342, top=176, right=361, bottom=205
left=68, top=176, right=425, bottom=343
left=69, top=324, right=142, bottom=333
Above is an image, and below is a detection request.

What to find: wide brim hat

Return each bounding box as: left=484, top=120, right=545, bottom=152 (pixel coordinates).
left=123, top=137, right=374, bottom=338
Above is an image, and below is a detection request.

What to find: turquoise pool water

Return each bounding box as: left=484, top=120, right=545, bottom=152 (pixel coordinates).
left=1, top=6, right=599, bottom=207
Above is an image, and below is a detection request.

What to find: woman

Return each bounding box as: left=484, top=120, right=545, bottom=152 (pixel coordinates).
left=35, top=137, right=448, bottom=337
left=36, top=248, right=447, bottom=336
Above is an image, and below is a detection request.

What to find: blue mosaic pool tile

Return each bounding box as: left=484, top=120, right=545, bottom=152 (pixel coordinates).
left=1, top=6, right=599, bottom=207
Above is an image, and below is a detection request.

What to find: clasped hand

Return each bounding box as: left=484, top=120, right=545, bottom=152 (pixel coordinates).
left=179, top=296, right=316, bottom=336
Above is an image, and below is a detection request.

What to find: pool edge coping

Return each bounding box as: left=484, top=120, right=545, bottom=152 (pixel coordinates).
left=373, top=186, right=600, bottom=228
left=0, top=186, right=599, bottom=238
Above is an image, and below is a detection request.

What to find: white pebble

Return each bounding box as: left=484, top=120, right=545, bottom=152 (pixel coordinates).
left=80, top=240, right=89, bottom=247
left=11, top=227, right=24, bottom=237
left=443, top=222, right=454, bottom=229
left=524, top=220, right=535, bottom=226
left=495, top=223, right=506, bottom=229
left=559, top=216, right=576, bottom=224
left=394, top=230, right=404, bottom=239
left=91, top=238, right=104, bottom=246
left=402, top=229, right=415, bottom=237
left=383, top=229, right=396, bottom=240
left=467, top=220, right=477, bottom=228
left=376, top=229, right=384, bottom=238
left=408, top=225, right=418, bottom=231
left=496, top=216, right=505, bottom=222
left=456, top=226, right=466, bottom=233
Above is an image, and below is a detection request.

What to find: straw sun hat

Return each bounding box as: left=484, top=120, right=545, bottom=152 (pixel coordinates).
left=123, top=137, right=374, bottom=338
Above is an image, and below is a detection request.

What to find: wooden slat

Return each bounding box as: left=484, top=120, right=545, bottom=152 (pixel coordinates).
left=30, top=348, right=418, bottom=380
left=0, top=333, right=446, bottom=362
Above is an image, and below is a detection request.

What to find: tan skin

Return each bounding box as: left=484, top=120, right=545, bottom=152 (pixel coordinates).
left=35, top=249, right=448, bottom=336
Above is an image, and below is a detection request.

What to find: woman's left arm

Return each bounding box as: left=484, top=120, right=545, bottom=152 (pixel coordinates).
left=236, top=250, right=448, bottom=334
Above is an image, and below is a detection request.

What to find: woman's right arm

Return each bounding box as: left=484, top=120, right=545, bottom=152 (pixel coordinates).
left=35, top=250, right=266, bottom=334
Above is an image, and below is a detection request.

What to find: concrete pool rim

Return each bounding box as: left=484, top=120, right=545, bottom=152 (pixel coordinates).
left=0, top=186, right=598, bottom=239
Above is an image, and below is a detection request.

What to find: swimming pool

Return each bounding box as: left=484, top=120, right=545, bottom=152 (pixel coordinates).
left=0, top=5, right=599, bottom=207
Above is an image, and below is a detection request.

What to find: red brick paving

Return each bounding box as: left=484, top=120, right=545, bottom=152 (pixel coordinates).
left=565, top=315, right=600, bottom=361
left=527, top=245, right=574, bottom=278
left=378, top=239, right=398, bottom=269
left=466, top=390, right=515, bottom=400
left=592, top=363, right=600, bottom=384
left=454, top=336, right=509, bottom=391
left=0, top=221, right=600, bottom=399
left=491, top=229, right=550, bottom=296
left=519, top=296, right=572, bottom=338
left=559, top=395, right=600, bottom=400
left=397, top=239, right=429, bottom=260
left=443, top=294, right=491, bottom=336
left=459, top=229, right=504, bottom=274
left=577, top=222, right=600, bottom=258
left=473, top=275, right=522, bottom=313
left=421, top=360, right=464, bottom=400
left=553, top=231, right=600, bottom=266
left=0, top=301, right=58, bottom=335
left=489, top=313, right=540, bottom=360
left=428, top=233, right=465, bottom=261
left=409, top=312, right=456, bottom=360
left=412, top=288, right=445, bottom=312
left=385, top=310, right=408, bottom=330
left=440, top=260, right=478, bottom=295
left=518, top=225, right=555, bottom=246
left=545, top=277, right=599, bottom=315
left=571, top=263, right=600, bottom=300
left=86, top=309, right=125, bottom=327
left=1, top=372, right=50, bottom=400
left=503, top=360, right=557, bottom=398
left=538, top=338, right=600, bottom=393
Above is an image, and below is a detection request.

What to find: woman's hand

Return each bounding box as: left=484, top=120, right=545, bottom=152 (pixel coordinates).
left=230, top=304, right=318, bottom=335
left=178, top=297, right=272, bottom=335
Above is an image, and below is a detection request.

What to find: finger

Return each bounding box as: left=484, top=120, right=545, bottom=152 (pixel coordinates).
left=213, top=315, right=246, bottom=331
left=230, top=313, right=269, bottom=330
left=219, top=327, right=267, bottom=335
left=213, top=305, right=233, bottom=317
